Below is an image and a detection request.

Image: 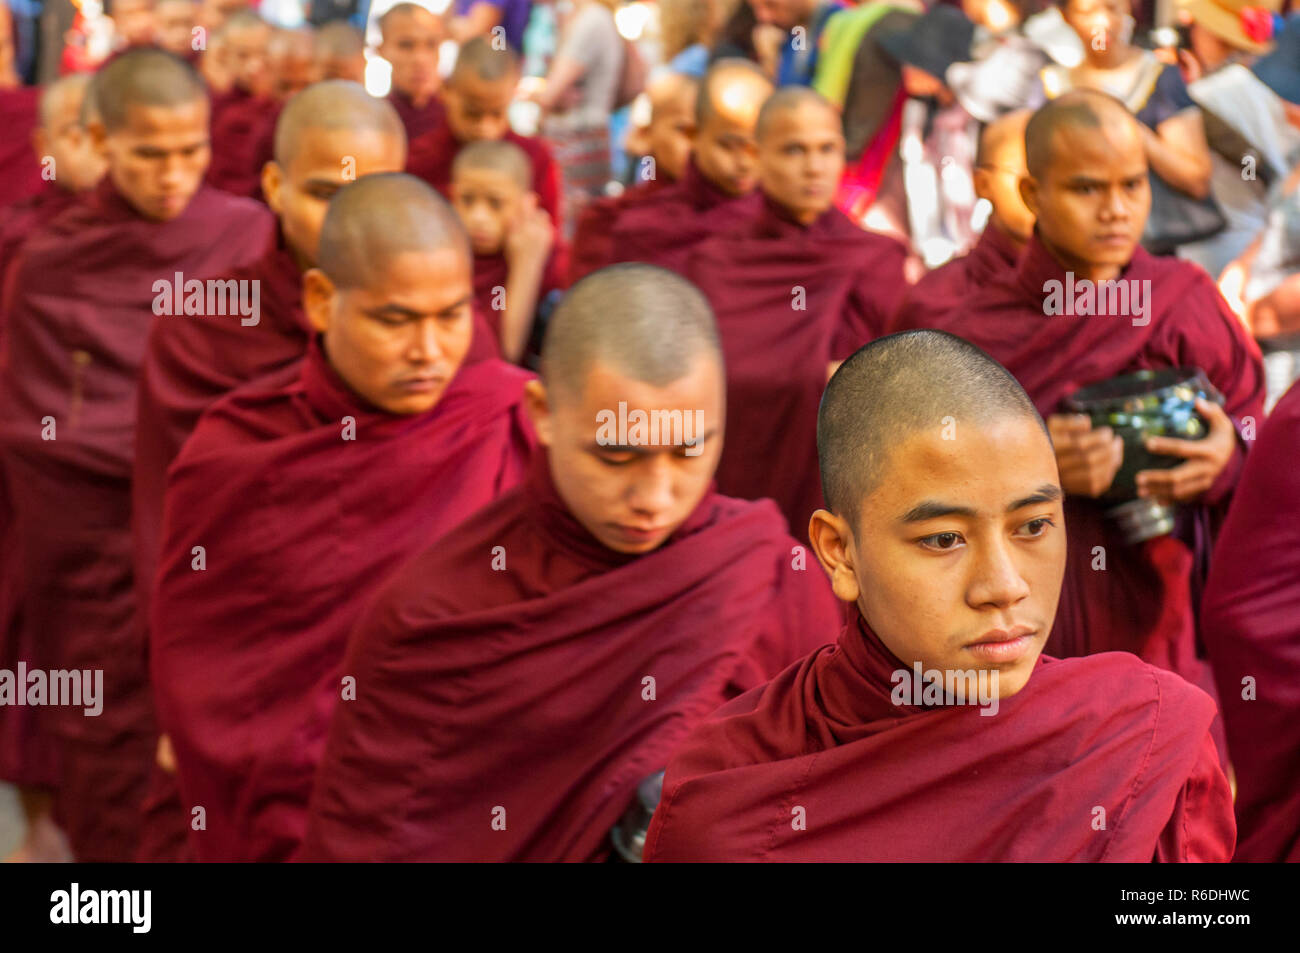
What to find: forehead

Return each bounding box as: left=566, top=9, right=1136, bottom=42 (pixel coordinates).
left=45, top=86, right=85, bottom=127
left=226, top=25, right=271, bottom=49
left=387, top=10, right=440, bottom=38
left=761, top=105, right=842, bottom=144
left=1042, top=117, right=1145, bottom=179
left=453, top=166, right=524, bottom=195
left=572, top=355, right=724, bottom=414
left=345, top=245, right=471, bottom=295
left=113, top=98, right=209, bottom=137
left=454, top=71, right=515, bottom=103
left=704, top=78, right=769, bottom=130
left=288, top=126, right=404, bottom=176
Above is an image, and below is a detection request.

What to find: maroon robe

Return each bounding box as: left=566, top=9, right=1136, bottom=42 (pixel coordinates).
left=387, top=88, right=446, bottom=142
left=889, top=221, right=1022, bottom=333
left=607, top=157, right=763, bottom=276
left=407, top=121, right=564, bottom=226
left=0, top=184, right=84, bottom=321
left=151, top=342, right=535, bottom=862
left=645, top=614, right=1234, bottom=861
left=1201, top=381, right=1300, bottom=862
left=0, top=178, right=272, bottom=860
left=470, top=247, right=564, bottom=354
left=299, top=456, right=841, bottom=862
left=685, top=194, right=908, bottom=538
left=0, top=85, right=42, bottom=210
left=892, top=234, right=1265, bottom=714
left=205, top=88, right=280, bottom=198
left=567, top=177, right=669, bottom=285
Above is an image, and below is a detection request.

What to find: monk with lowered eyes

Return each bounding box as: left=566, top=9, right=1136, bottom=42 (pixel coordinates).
left=300, top=264, right=839, bottom=862
left=150, top=174, right=533, bottom=862
left=645, top=330, right=1235, bottom=862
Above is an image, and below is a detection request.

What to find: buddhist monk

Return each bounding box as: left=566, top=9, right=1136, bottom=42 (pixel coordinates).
left=607, top=58, right=772, bottom=275
left=267, top=27, right=320, bottom=102
left=685, top=86, right=908, bottom=541
left=451, top=140, right=561, bottom=365
left=155, top=0, right=200, bottom=62
left=569, top=71, right=697, bottom=285
left=378, top=2, right=445, bottom=140
left=0, top=74, right=106, bottom=293
left=892, top=91, right=1265, bottom=730
left=645, top=330, right=1235, bottom=862
left=205, top=10, right=275, bottom=196
left=0, top=48, right=271, bottom=863
left=1201, top=381, right=1300, bottom=862
left=110, top=0, right=157, bottom=49
left=151, top=174, right=534, bottom=862
left=0, top=8, right=41, bottom=210
left=891, top=110, right=1034, bottom=333
left=407, top=36, right=562, bottom=226
left=300, top=263, right=840, bottom=862
left=314, top=20, right=365, bottom=83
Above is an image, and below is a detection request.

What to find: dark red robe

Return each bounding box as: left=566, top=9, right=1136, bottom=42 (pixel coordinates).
left=151, top=342, right=535, bottom=862
left=299, top=456, right=841, bottom=862
left=607, top=157, right=762, bottom=276
left=685, top=194, right=908, bottom=539
left=0, top=185, right=84, bottom=321
left=889, top=221, right=1021, bottom=333
left=567, top=177, right=669, bottom=285
left=0, top=85, right=42, bottom=210
left=470, top=247, right=564, bottom=356
left=205, top=88, right=280, bottom=199
left=1201, top=381, right=1300, bottom=862
left=891, top=234, right=1265, bottom=732
left=387, top=88, right=446, bottom=142
left=407, top=121, right=563, bottom=226
left=645, top=614, right=1235, bottom=861
left=0, top=178, right=272, bottom=860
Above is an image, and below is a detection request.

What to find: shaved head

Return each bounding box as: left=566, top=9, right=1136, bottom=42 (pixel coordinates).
left=449, top=35, right=519, bottom=85
left=452, top=139, right=530, bottom=189
left=91, top=48, right=207, bottom=132
left=315, top=20, right=364, bottom=58
left=818, top=330, right=1044, bottom=518
left=540, top=264, right=723, bottom=405
left=40, top=73, right=94, bottom=128
left=696, top=57, right=772, bottom=129
left=379, top=2, right=441, bottom=35
left=755, top=85, right=838, bottom=142
left=1025, top=89, right=1135, bottom=180
left=976, top=108, right=1031, bottom=169
left=272, top=80, right=405, bottom=168
left=316, top=173, right=469, bottom=290
left=216, top=8, right=266, bottom=38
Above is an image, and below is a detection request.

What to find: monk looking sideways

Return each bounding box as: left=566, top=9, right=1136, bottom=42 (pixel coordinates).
left=150, top=175, right=533, bottom=862
left=645, top=331, right=1235, bottom=862
left=301, top=264, right=840, bottom=862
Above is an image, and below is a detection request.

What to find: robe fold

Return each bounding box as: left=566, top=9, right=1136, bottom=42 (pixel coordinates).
left=645, top=614, right=1235, bottom=862
left=407, top=121, right=564, bottom=226
left=685, top=195, right=908, bottom=538
left=1201, top=381, right=1300, bottom=862
left=151, top=341, right=535, bottom=861
left=387, top=89, right=446, bottom=142
left=607, top=157, right=762, bottom=276
left=0, top=85, right=42, bottom=210
left=0, top=178, right=272, bottom=860
left=299, top=456, right=841, bottom=862
left=891, top=233, right=1265, bottom=719
left=0, top=185, right=83, bottom=301
left=889, top=221, right=1022, bottom=333
left=567, top=177, right=669, bottom=284
left=205, top=88, right=280, bottom=199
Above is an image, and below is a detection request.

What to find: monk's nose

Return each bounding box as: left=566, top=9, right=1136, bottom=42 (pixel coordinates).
left=967, top=537, right=1031, bottom=610
left=408, top=317, right=443, bottom=364
left=629, top=454, right=674, bottom=514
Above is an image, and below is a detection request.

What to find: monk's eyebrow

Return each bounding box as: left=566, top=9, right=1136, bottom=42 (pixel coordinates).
left=366, top=295, right=472, bottom=320
left=1007, top=484, right=1062, bottom=512
left=1064, top=175, right=1108, bottom=187
left=899, top=501, right=976, bottom=523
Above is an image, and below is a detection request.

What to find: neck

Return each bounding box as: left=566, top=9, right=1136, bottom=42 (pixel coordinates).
left=989, top=217, right=1027, bottom=251
left=1038, top=231, right=1122, bottom=283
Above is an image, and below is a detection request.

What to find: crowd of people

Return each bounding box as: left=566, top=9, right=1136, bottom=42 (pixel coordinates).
left=0, top=0, right=1297, bottom=863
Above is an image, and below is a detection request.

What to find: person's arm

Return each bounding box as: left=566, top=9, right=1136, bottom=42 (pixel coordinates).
left=1143, top=109, right=1213, bottom=200
left=448, top=1, right=502, bottom=43
left=501, top=194, right=554, bottom=363
left=534, top=55, right=587, bottom=113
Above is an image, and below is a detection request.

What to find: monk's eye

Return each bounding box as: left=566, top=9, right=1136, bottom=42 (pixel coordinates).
left=918, top=532, right=964, bottom=552
left=1016, top=517, right=1056, bottom=538
left=595, top=449, right=636, bottom=466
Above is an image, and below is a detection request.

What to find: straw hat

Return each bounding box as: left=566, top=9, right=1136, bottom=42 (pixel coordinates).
left=1180, top=0, right=1283, bottom=56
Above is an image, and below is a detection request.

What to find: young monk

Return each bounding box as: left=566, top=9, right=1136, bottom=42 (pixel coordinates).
left=155, top=0, right=200, bottom=62
left=110, top=0, right=157, bottom=49
left=645, top=330, right=1235, bottom=862
left=892, top=91, right=1265, bottom=724
left=0, top=49, right=271, bottom=863
left=1200, top=381, right=1300, bottom=862
left=606, top=58, right=772, bottom=275
left=407, top=36, right=562, bottom=226
left=685, top=86, right=908, bottom=541
left=568, top=71, right=697, bottom=285
left=891, top=110, right=1034, bottom=333
left=299, top=264, right=841, bottom=863
left=204, top=10, right=274, bottom=195
left=0, top=9, right=42, bottom=210
left=314, top=20, right=365, bottom=83
left=150, top=174, right=534, bottom=862
left=0, top=74, right=106, bottom=291
left=267, top=27, right=320, bottom=102
left=451, top=140, right=562, bottom=365
left=378, top=2, right=445, bottom=140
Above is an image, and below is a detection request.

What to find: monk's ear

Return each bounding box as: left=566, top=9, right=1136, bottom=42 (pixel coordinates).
left=523, top=379, right=554, bottom=447
left=808, top=508, right=861, bottom=604
left=302, top=268, right=337, bottom=334
left=87, top=120, right=109, bottom=160
left=261, top=161, right=285, bottom=216
left=1018, top=174, right=1039, bottom=219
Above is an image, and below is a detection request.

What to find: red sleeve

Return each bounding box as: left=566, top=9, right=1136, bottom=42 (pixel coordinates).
left=1153, top=730, right=1236, bottom=862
